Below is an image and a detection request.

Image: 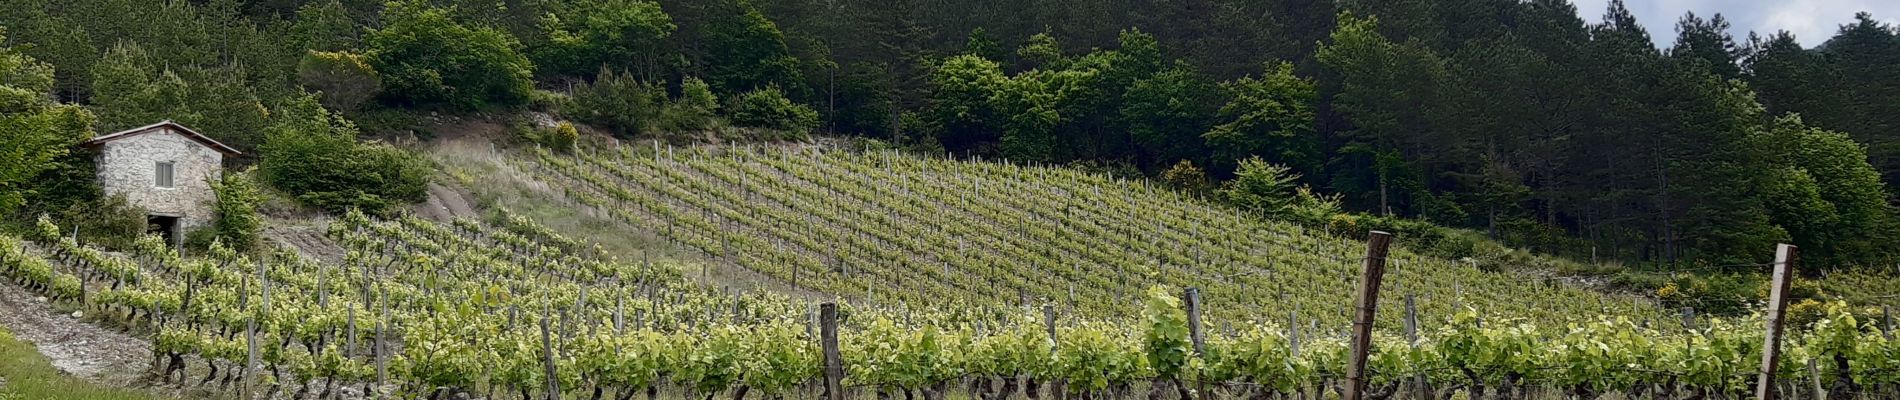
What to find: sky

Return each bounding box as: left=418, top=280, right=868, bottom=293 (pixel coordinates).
left=1569, top=0, right=1900, bottom=48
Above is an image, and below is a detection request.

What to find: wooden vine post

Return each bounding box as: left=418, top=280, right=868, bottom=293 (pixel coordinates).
left=820, top=303, right=844, bottom=400
left=1404, top=293, right=1426, bottom=400
left=1342, top=231, right=1392, bottom=400
left=1043, top=304, right=1058, bottom=350
left=1755, top=243, right=1798, bottom=400
left=1184, top=287, right=1204, bottom=355
left=1883, top=306, right=1893, bottom=340
left=1287, top=311, right=1301, bottom=356
left=346, top=305, right=357, bottom=359
left=1183, top=287, right=1205, bottom=398
left=1402, top=294, right=1418, bottom=344
left=541, top=303, right=560, bottom=400
left=1806, top=359, right=1826, bottom=400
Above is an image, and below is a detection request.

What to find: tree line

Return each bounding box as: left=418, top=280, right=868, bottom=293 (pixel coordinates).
left=772, top=0, right=1900, bottom=272
left=4, top=0, right=1900, bottom=272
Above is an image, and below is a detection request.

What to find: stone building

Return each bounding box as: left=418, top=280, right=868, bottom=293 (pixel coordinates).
left=79, top=121, right=239, bottom=243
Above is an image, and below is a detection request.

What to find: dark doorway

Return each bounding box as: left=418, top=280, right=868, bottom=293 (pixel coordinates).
left=147, top=215, right=179, bottom=247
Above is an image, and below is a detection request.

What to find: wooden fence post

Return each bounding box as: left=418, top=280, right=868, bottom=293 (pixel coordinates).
left=1755, top=243, right=1798, bottom=400
left=821, top=303, right=844, bottom=400
left=1343, top=231, right=1392, bottom=400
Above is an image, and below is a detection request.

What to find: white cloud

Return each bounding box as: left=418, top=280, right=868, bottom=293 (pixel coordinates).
left=1569, top=0, right=1899, bottom=48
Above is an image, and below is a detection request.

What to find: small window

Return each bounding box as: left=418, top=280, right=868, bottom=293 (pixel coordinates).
left=155, top=162, right=174, bottom=188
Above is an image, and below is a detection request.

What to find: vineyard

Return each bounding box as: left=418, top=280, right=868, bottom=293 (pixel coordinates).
left=0, top=143, right=1894, bottom=399
left=0, top=208, right=1896, bottom=399
left=517, top=144, right=1663, bottom=327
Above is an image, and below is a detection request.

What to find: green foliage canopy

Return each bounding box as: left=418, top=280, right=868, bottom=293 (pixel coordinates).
left=532, top=0, right=675, bottom=78
left=0, top=30, right=96, bottom=215
left=727, top=86, right=819, bottom=138
left=367, top=0, right=534, bottom=110
left=257, top=95, right=430, bottom=215
left=207, top=168, right=264, bottom=252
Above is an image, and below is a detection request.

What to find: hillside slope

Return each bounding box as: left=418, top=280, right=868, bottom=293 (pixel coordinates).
left=436, top=139, right=1667, bottom=329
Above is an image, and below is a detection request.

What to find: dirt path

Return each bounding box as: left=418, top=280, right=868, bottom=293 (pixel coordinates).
left=0, top=281, right=152, bottom=387
left=417, top=182, right=481, bottom=222
left=265, top=218, right=347, bottom=265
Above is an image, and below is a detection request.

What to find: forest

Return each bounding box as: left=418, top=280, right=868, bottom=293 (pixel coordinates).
left=4, top=0, right=1900, bottom=273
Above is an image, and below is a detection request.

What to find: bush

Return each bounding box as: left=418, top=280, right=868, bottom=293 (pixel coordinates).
left=258, top=95, right=431, bottom=215
left=16, top=151, right=101, bottom=219
left=1161, top=160, right=1211, bottom=195
left=529, top=89, right=568, bottom=113
left=533, top=121, right=581, bottom=152
left=659, top=76, right=720, bottom=132
left=207, top=168, right=264, bottom=252
left=182, top=226, right=219, bottom=253
left=1220, top=156, right=1300, bottom=217
left=53, top=195, right=146, bottom=251
left=568, top=68, right=667, bottom=136
left=296, top=50, right=382, bottom=111
left=366, top=0, right=534, bottom=109
left=726, top=86, right=819, bottom=138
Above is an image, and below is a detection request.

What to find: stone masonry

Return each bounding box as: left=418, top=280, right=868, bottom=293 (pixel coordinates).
left=90, top=124, right=228, bottom=230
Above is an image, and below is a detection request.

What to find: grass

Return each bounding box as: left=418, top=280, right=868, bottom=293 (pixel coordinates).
left=428, top=138, right=839, bottom=302
left=430, top=137, right=699, bottom=261
left=0, top=327, right=172, bottom=400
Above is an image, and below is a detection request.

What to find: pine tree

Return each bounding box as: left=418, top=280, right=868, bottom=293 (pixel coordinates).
left=1671, top=12, right=1743, bottom=79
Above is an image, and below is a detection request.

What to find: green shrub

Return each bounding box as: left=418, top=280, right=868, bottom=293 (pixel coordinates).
left=207, top=168, right=264, bottom=252
left=182, top=226, right=219, bottom=253
left=366, top=0, right=534, bottom=109
left=659, top=76, right=720, bottom=132
left=568, top=68, right=666, bottom=136
left=1161, top=160, right=1211, bottom=195
left=296, top=50, right=381, bottom=112
left=16, top=151, right=101, bottom=219
left=1220, top=156, right=1300, bottom=216
left=52, top=195, right=145, bottom=251
left=726, top=86, right=819, bottom=138
left=346, top=108, right=421, bottom=136
left=1221, top=156, right=1344, bottom=225
left=539, top=122, right=580, bottom=152
left=529, top=90, right=569, bottom=113
left=258, top=95, right=431, bottom=215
